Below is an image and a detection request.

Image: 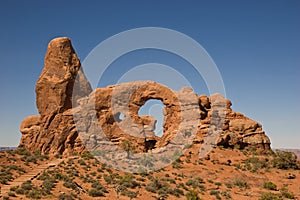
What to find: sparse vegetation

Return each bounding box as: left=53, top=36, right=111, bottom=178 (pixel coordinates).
left=210, top=190, right=221, bottom=200
left=259, top=192, right=282, bottom=200
left=263, top=181, right=277, bottom=191
left=244, top=156, right=269, bottom=172
left=233, top=178, right=250, bottom=189
left=1, top=143, right=299, bottom=199
left=272, top=150, right=298, bottom=170
left=88, top=189, right=104, bottom=197
left=58, top=193, right=75, bottom=200
left=280, top=188, right=295, bottom=199
left=186, top=190, right=201, bottom=200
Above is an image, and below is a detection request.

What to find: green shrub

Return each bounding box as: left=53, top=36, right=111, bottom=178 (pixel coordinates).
left=120, top=189, right=138, bottom=199
left=170, top=188, right=184, bottom=197
left=81, top=152, right=94, bottom=160
left=103, top=174, right=115, bottom=184
left=280, top=188, right=294, bottom=199
left=88, top=189, right=104, bottom=197
left=225, top=182, right=233, bottom=188
left=77, top=159, right=86, bottom=166
left=91, top=181, right=107, bottom=193
left=215, top=182, right=222, bottom=186
left=244, top=157, right=269, bottom=172
left=259, top=192, right=282, bottom=200
left=221, top=190, right=232, bottom=199
left=186, top=177, right=205, bottom=189
left=42, top=179, right=55, bottom=194
left=21, top=180, right=33, bottom=191
left=272, top=150, right=298, bottom=170
left=8, top=192, right=16, bottom=197
left=233, top=178, right=250, bottom=189
left=118, top=174, right=140, bottom=189
left=26, top=189, right=42, bottom=199
left=58, top=193, right=74, bottom=200
left=210, top=190, right=221, bottom=200
left=15, top=188, right=25, bottom=195
left=0, top=170, right=13, bottom=184
left=172, top=158, right=183, bottom=169
left=185, top=190, right=200, bottom=200
left=15, top=146, right=31, bottom=156
left=63, top=180, right=79, bottom=191
left=263, top=182, right=277, bottom=191
left=9, top=165, right=26, bottom=173
left=145, top=178, right=170, bottom=196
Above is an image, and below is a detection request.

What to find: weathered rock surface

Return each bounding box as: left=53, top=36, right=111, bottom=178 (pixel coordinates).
left=20, top=37, right=91, bottom=155
left=197, top=94, right=271, bottom=151
left=19, top=37, right=271, bottom=156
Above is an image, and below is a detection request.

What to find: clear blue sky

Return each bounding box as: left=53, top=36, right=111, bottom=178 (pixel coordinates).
left=0, top=0, right=299, bottom=149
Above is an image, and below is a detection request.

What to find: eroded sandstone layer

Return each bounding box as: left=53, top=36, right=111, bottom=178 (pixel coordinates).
left=19, top=37, right=271, bottom=156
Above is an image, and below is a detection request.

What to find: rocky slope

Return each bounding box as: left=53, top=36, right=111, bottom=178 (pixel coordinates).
left=19, top=37, right=271, bottom=157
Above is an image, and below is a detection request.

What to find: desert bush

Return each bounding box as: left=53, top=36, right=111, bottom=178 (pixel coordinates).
left=81, top=151, right=94, bottom=160
left=33, top=151, right=49, bottom=161
left=172, top=158, right=183, bottom=169
left=263, top=181, right=277, bottom=191
left=215, top=182, right=222, bottom=186
left=259, top=192, right=282, bottom=200
left=210, top=190, right=221, bottom=200
left=221, top=190, right=232, bottom=199
left=21, top=180, right=33, bottom=191
left=103, top=174, right=115, bottom=184
left=120, top=189, right=138, bottom=199
left=178, top=182, right=189, bottom=191
left=26, top=189, right=42, bottom=199
left=8, top=192, right=16, bottom=197
left=77, top=159, right=86, bottom=166
left=9, top=165, right=26, bottom=173
left=63, top=180, right=79, bottom=192
left=15, top=187, right=25, bottom=195
left=14, top=146, right=31, bottom=156
left=91, top=181, right=107, bottom=193
left=244, top=157, right=269, bottom=172
left=225, top=182, right=233, bottom=188
left=88, top=189, right=104, bottom=197
left=186, top=177, right=205, bottom=189
left=170, top=188, right=184, bottom=197
left=118, top=174, right=140, bottom=189
left=0, top=170, right=13, bottom=184
left=53, top=172, right=69, bottom=181
left=58, top=193, right=74, bottom=200
left=280, top=188, right=294, bottom=199
left=272, top=150, right=298, bottom=170
left=146, top=178, right=170, bottom=196
left=233, top=178, right=250, bottom=189
left=42, top=179, right=56, bottom=194
left=185, top=190, right=200, bottom=200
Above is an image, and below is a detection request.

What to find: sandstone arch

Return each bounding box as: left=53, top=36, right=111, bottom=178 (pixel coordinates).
left=94, top=81, right=183, bottom=152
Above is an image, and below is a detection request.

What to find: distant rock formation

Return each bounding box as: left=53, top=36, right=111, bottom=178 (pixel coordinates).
left=19, top=37, right=271, bottom=156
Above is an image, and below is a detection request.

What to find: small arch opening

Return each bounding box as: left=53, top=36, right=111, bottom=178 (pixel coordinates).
left=114, top=112, right=125, bottom=123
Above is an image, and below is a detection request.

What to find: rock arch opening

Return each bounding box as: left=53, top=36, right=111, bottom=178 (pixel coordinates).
left=138, top=99, right=165, bottom=138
